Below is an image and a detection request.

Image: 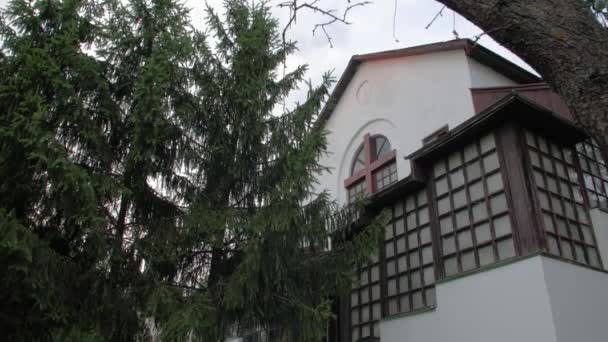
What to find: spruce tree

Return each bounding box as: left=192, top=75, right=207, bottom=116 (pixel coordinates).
left=0, top=0, right=384, bottom=340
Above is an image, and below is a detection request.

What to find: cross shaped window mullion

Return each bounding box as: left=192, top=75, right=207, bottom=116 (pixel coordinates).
left=345, top=133, right=397, bottom=195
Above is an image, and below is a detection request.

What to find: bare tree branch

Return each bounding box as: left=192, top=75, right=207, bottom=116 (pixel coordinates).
left=278, top=0, right=372, bottom=46
left=425, top=4, right=446, bottom=29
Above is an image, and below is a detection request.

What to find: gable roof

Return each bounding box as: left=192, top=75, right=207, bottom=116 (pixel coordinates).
left=318, top=39, right=541, bottom=126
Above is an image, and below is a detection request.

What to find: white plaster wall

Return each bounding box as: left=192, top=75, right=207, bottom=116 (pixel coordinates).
left=317, top=49, right=477, bottom=205
left=467, top=58, right=519, bottom=88
left=541, top=256, right=608, bottom=342
left=380, top=256, right=558, bottom=342
left=589, top=208, right=608, bottom=270
left=314, top=49, right=524, bottom=205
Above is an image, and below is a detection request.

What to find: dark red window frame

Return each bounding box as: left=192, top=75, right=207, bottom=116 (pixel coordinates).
left=345, top=134, right=397, bottom=196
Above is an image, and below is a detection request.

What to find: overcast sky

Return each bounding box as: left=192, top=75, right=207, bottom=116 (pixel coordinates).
left=199, top=0, right=536, bottom=108
left=1, top=0, right=536, bottom=106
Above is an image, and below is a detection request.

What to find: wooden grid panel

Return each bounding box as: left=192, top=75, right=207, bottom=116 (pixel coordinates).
left=349, top=257, right=381, bottom=342
left=348, top=179, right=367, bottom=203
left=384, top=190, right=436, bottom=316
left=432, top=133, right=516, bottom=277
left=576, top=139, right=608, bottom=210
left=373, top=161, right=398, bottom=192
left=525, top=131, right=602, bottom=268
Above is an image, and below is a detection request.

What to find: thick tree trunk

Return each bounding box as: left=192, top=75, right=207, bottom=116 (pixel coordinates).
left=436, top=0, right=608, bottom=149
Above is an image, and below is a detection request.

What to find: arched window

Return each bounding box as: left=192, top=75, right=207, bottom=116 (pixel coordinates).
left=345, top=134, right=398, bottom=202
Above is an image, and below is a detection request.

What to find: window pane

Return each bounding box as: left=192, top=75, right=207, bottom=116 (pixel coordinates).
left=497, top=238, right=516, bottom=260
left=440, top=216, right=453, bottom=235
left=371, top=284, right=381, bottom=301
left=461, top=251, right=476, bottom=271
left=452, top=188, right=467, bottom=209
left=351, top=310, right=359, bottom=325
left=458, top=230, right=473, bottom=250
left=388, top=298, right=399, bottom=316
left=399, top=296, right=410, bottom=313
left=469, top=180, right=484, bottom=202
left=561, top=241, right=573, bottom=260
left=486, top=172, right=504, bottom=193
left=396, top=236, right=406, bottom=254
left=423, top=266, right=435, bottom=284
left=409, top=252, right=420, bottom=269
left=422, top=246, right=433, bottom=264
left=412, top=291, right=424, bottom=309
left=352, top=147, right=366, bottom=174
left=387, top=279, right=397, bottom=296
left=466, top=161, right=482, bottom=181
left=547, top=235, right=559, bottom=255
left=483, top=153, right=500, bottom=173
left=444, top=257, right=458, bottom=276
left=480, top=133, right=496, bottom=153
left=448, top=152, right=462, bottom=170
left=490, top=193, right=508, bottom=214
left=472, top=202, right=488, bottom=223
left=464, top=143, right=478, bottom=162
left=435, top=177, right=449, bottom=196
left=374, top=136, right=391, bottom=159
left=395, top=218, right=405, bottom=236
left=420, top=226, right=431, bottom=244
left=408, top=231, right=419, bottom=249
left=478, top=245, right=495, bottom=266
left=411, top=272, right=421, bottom=289
left=434, top=161, right=447, bottom=177
left=442, top=236, right=456, bottom=255
left=450, top=169, right=465, bottom=188
left=474, top=222, right=491, bottom=244
left=419, top=208, right=430, bottom=225
left=370, top=266, right=379, bottom=282
left=437, top=196, right=451, bottom=215
left=385, top=242, right=395, bottom=258
left=425, top=288, right=437, bottom=307
left=399, top=275, right=409, bottom=292
left=493, top=215, right=512, bottom=238
left=372, top=303, right=381, bottom=320
left=455, top=209, right=470, bottom=229
left=588, top=248, right=601, bottom=267
left=397, top=255, right=408, bottom=273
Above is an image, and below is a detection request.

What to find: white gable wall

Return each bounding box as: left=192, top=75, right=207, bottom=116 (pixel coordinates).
left=467, top=58, right=519, bottom=88
left=380, top=255, right=608, bottom=342
left=380, top=256, right=558, bottom=342
left=542, top=256, right=608, bottom=342
left=589, top=208, right=608, bottom=270
left=316, top=48, right=520, bottom=205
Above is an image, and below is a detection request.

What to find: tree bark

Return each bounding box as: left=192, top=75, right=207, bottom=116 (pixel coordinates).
left=435, top=0, right=608, bottom=149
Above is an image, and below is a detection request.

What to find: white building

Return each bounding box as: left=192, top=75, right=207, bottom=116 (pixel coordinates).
left=313, top=39, right=608, bottom=342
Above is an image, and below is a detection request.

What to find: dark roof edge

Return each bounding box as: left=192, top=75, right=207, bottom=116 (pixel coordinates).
left=367, top=175, right=425, bottom=210
left=470, top=82, right=550, bottom=92
left=464, top=42, right=540, bottom=84
left=317, top=39, right=540, bottom=126
left=351, top=39, right=470, bottom=62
